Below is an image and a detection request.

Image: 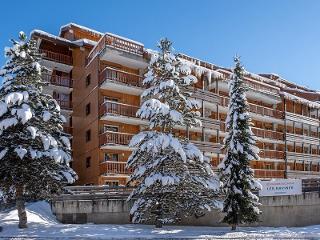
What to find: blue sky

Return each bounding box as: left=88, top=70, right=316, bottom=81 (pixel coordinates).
left=1, top=0, right=320, bottom=89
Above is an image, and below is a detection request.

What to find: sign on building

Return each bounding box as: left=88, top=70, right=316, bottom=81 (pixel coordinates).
left=258, top=179, right=302, bottom=196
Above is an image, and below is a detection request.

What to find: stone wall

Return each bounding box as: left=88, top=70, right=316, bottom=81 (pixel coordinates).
left=52, top=192, right=320, bottom=227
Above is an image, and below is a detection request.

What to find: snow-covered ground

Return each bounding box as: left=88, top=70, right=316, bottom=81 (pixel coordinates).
left=1, top=201, right=320, bottom=239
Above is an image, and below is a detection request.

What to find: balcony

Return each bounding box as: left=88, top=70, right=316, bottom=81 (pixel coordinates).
left=186, top=87, right=220, bottom=106
left=287, top=170, right=320, bottom=179
left=42, top=73, right=73, bottom=89
left=87, top=33, right=147, bottom=68
left=220, top=96, right=283, bottom=119
left=287, top=152, right=320, bottom=163
left=190, top=140, right=221, bottom=154
left=99, top=131, right=133, bottom=151
left=285, top=112, right=319, bottom=126
left=99, top=101, right=143, bottom=125
left=260, top=150, right=284, bottom=160
left=55, top=99, right=72, bottom=111
left=100, top=161, right=132, bottom=175
left=99, top=67, right=143, bottom=95
left=39, top=49, right=72, bottom=65
left=254, top=169, right=285, bottom=178
left=286, top=133, right=319, bottom=145
left=251, top=127, right=284, bottom=141
left=200, top=117, right=220, bottom=130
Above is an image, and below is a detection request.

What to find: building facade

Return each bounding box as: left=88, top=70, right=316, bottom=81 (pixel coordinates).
left=31, top=23, right=320, bottom=186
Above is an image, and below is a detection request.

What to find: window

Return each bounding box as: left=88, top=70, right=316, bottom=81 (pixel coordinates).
left=104, top=153, right=119, bottom=162
left=86, top=156, right=91, bottom=168
left=85, top=74, right=91, bottom=87
left=105, top=181, right=119, bottom=187
left=86, top=129, right=91, bottom=142
left=104, top=125, right=118, bottom=133
left=86, top=103, right=91, bottom=115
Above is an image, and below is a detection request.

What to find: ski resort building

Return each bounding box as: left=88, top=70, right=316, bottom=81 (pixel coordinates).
left=31, top=23, right=320, bottom=185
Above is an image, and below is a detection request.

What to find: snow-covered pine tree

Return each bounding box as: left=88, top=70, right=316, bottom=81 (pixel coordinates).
left=127, top=38, right=220, bottom=228
left=0, top=32, right=77, bottom=228
left=218, top=57, right=261, bottom=230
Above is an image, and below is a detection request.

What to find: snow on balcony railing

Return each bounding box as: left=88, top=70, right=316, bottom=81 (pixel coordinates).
left=87, top=33, right=144, bottom=65
left=100, top=161, right=132, bottom=175
left=99, top=101, right=139, bottom=118
left=39, top=49, right=72, bottom=65
left=42, top=73, right=73, bottom=88
left=99, top=131, right=134, bottom=146
left=220, top=96, right=283, bottom=119
left=99, top=67, right=143, bottom=87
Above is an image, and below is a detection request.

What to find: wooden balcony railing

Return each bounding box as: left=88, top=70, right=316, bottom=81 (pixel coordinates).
left=220, top=96, right=283, bottom=119
left=99, top=67, right=143, bottom=87
left=260, top=150, right=284, bottom=159
left=99, top=131, right=133, bottom=146
left=286, top=133, right=319, bottom=145
left=39, top=49, right=72, bottom=65
left=55, top=99, right=72, bottom=110
left=42, top=73, right=73, bottom=88
left=251, top=127, right=284, bottom=141
left=99, top=101, right=139, bottom=118
left=190, top=140, right=221, bottom=153
left=87, top=33, right=144, bottom=64
left=100, top=161, right=132, bottom=175
left=254, top=169, right=285, bottom=178
left=287, top=152, right=320, bottom=163
left=285, top=112, right=319, bottom=125
left=220, top=122, right=284, bottom=141
left=187, top=87, right=220, bottom=104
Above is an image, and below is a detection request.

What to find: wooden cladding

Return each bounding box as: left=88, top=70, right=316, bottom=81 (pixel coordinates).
left=99, top=67, right=143, bottom=87
left=42, top=73, right=73, bottom=88
left=100, top=161, right=132, bottom=175
left=39, top=49, right=72, bottom=65
left=87, top=33, right=144, bottom=64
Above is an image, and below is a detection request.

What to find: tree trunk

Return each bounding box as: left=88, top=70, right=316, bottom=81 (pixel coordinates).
left=155, top=218, right=163, bottom=228
left=231, top=224, right=236, bottom=231
left=16, top=185, right=27, bottom=228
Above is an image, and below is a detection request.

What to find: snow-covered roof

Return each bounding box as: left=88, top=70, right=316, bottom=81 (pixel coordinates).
left=59, top=22, right=103, bottom=36
left=31, top=30, right=97, bottom=47
left=31, top=30, right=73, bottom=45
left=281, top=91, right=320, bottom=109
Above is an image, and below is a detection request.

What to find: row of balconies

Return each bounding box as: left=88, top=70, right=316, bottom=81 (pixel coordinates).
left=220, top=96, right=283, bottom=119
left=99, top=160, right=319, bottom=179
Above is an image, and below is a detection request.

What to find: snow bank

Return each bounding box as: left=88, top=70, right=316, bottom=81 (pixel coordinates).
left=1, top=201, right=320, bottom=239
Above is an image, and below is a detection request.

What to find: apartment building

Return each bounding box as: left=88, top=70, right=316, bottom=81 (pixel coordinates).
left=31, top=23, right=320, bottom=186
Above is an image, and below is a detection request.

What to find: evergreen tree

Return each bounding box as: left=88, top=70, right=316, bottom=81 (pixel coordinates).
left=127, top=38, right=220, bottom=228
left=218, top=57, right=261, bottom=230
left=0, top=32, right=77, bottom=228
